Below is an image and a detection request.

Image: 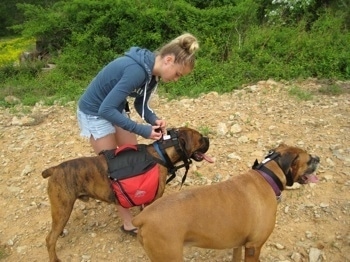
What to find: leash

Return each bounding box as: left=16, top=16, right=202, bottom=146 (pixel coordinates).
left=152, top=129, right=192, bottom=186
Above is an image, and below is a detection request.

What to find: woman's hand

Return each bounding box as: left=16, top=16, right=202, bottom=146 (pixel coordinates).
left=154, top=119, right=167, bottom=135
left=150, top=125, right=163, bottom=140
left=149, top=119, right=166, bottom=140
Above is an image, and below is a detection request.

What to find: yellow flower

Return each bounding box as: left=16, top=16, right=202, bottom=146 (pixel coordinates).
left=0, top=37, right=35, bottom=65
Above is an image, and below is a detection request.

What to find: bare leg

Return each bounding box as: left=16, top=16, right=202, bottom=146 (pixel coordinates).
left=114, top=126, right=138, bottom=230
left=115, top=205, right=135, bottom=229
left=89, top=127, right=138, bottom=231
left=90, top=133, right=118, bottom=154
left=114, top=126, right=137, bottom=145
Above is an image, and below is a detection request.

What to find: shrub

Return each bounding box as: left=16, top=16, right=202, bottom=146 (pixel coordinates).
left=0, top=1, right=348, bottom=106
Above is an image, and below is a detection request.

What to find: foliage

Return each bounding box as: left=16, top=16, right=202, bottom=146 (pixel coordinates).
left=318, top=84, right=344, bottom=95
left=0, top=0, right=349, bottom=106
left=198, top=125, right=212, bottom=136
left=0, top=244, right=9, bottom=260
left=264, top=0, right=317, bottom=25
left=0, top=0, right=59, bottom=37
left=288, top=85, right=313, bottom=100
left=0, top=37, right=35, bottom=64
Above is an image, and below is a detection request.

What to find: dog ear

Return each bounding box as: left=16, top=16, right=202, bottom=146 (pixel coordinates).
left=252, top=159, right=260, bottom=169
left=276, top=143, right=288, bottom=150
left=177, top=129, right=192, bottom=155
left=277, top=152, right=298, bottom=185
left=277, top=153, right=295, bottom=172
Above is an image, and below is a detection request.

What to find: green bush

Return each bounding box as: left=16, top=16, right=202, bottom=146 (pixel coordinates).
left=0, top=0, right=348, bottom=106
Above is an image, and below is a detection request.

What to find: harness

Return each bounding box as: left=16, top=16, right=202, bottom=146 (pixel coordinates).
left=152, top=129, right=192, bottom=186
left=99, top=129, right=193, bottom=208
left=252, top=150, right=294, bottom=202
left=100, top=128, right=192, bottom=184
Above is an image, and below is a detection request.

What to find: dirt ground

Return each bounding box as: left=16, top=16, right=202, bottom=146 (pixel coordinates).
left=0, top=79, right=349, bottom=262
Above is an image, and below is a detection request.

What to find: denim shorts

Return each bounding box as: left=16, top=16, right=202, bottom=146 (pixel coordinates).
left=77, top=108, right=116, bottom=140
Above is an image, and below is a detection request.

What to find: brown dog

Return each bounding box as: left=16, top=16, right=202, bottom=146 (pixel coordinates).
left=42, top=127, right=212, bottom=262
left=132, top=144, right=320, bottom=262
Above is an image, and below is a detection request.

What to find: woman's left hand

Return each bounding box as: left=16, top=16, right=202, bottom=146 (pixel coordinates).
left=155, top=119, right=167, bottom=135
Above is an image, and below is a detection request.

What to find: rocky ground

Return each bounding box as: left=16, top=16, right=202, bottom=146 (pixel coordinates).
left=0, top=79, right=349, bottom=262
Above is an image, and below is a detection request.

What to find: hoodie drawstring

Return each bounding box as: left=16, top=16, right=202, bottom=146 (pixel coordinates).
left=141, top=82, right=148, bottom=120
left=141, top=77, right=158, bottom=121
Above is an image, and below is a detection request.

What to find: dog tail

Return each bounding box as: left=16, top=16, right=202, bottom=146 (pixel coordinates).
left=132, top=215, right=144, bottom=229
left=42, top=167, right=54, bottom=178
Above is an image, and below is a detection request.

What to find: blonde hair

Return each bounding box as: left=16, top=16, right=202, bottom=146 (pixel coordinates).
left=158, top=33, right=199, bottom=69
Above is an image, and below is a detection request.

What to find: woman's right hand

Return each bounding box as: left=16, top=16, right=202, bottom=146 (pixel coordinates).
left=149, top=126, right=163, bottom=140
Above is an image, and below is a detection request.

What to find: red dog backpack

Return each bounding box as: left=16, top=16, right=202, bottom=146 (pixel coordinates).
left=101, top=144, right=159, bottom=208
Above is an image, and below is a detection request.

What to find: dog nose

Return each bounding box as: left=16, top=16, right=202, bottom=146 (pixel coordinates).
left=203, top=137, right=210, bottom=152
left=312, top=155, right=320, bottom=164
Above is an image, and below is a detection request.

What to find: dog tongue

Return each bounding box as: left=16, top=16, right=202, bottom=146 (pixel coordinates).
left=305, top=173, right=319, bottom=183
left=203, top=153, right=214, bottom=163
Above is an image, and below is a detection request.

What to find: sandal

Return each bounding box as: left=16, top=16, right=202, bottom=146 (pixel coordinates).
left=120, top=225, right=138, bottom=237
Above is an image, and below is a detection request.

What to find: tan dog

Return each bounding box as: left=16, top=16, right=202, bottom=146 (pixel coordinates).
left=42, top=127, right=212, bottom=262
left=132, top=144, right=320, bottom=262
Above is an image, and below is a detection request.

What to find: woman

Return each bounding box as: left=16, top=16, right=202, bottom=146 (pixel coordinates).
left=77, top=33, right=199, bottom=235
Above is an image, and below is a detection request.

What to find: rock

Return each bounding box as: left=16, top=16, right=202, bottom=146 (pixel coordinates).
left=291, top=252, right=303, bottom=262
left=16, top=246, right=28, bottom=254
left=325, top=157, right=335, bottom=166
left=21, top=165, right=33, bottom=176
left=284, top=205, right=289, bottom=214
left=237, top=135, right=249, bottom=143
left=7, top=239, right=14, bottom=246
left=230, top=124, right=242, bottom=133
left=305, top=231, right=313, bottom=239
left=320, top=202, right=329, bottom=208
left=227, top=153, right=241, bottom=160
left=322, top=175, right=333, bottom=181
left=274, top=243, right=285, bottom=250
left=309, top=247, right=322, bottom=262
left=217, top=122, right=228, bottom=136
left=286, top=183, right=301, bottom=190
left=7, top=186, right=22, bottom=193
left=11, top=115, right=38, bottom=126
left=5, top=96, right=21, bottom=104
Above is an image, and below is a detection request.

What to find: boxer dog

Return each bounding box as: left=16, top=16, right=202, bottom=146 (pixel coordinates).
left=42, top=127, right=212, bottom=262
left=132, top=144, right=320, bottom=262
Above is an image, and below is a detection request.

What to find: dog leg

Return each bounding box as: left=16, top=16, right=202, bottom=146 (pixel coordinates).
left=244, top=246, right=261, bottom=262
left=232, top=246, right=242, bottom=261
left=143, top=244, right=184, bottom=262
left=138, top=229, right=184, bottom=262
left=46, top=187, right=76, bottom=262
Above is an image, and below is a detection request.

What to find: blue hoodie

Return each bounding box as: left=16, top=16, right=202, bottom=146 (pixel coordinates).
left=78, top=47, right=159, bottom=139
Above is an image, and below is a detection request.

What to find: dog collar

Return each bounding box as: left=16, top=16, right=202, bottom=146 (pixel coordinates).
left=252, top=152, right=284, bottom=191
left=252, top=151, right=284, bottom=202
left=257, top=170, right=282, bottom=202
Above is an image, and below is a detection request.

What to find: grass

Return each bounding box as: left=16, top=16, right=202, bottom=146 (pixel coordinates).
left=0, top=244, right=9, bottom=260
left=198, top=126, right=212, bottom=136
left=193, top=171, right=203, bottom=178
left=318, top=84, right=344, bottom=95
left=288, top=85, right=313, bottom=101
